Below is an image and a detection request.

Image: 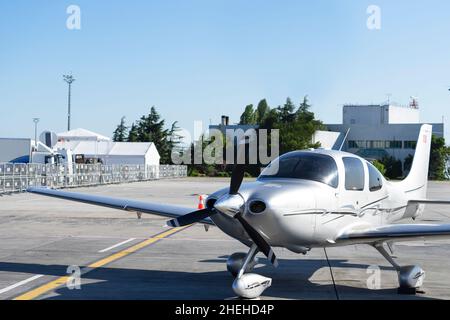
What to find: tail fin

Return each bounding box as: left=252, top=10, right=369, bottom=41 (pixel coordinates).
left=398, top=124, right=432, bottom=198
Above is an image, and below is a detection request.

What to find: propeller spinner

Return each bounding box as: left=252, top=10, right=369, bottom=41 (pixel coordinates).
left=167, top=163, right=278, bottom=267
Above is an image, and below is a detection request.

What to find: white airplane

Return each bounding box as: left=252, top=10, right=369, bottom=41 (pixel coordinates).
left=28, top=124, right=450, bottom=299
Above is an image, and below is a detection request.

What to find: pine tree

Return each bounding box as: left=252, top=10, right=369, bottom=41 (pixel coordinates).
left=127, top=123, right=138, bottom=142
left=136, top=106, right=172, bottom=163
left=296, top=96, right=314, bottom=122
left=112, top=116, right=128, bottom=142
left=277, top=97, right=296, bottom=123
left=168, top=121, right=183, bottom=153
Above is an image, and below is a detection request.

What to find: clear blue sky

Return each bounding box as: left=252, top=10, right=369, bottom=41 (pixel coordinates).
left=1, top=0, right=450, bottom=142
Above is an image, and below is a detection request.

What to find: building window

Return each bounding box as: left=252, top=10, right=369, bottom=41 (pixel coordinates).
left=348, top=140, right=366, bottom=149
left=404, top=141, right=417, bottom=149
left=386, top=141, right=402, bottom=149
left=369, top=140, right=384, bottom=148
left=343, top=157, right=365, bottom=191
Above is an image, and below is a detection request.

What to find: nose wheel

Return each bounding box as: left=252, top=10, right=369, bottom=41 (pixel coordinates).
left=227, top=251, right=259, bottom=277
left=229, top=244, right=272, bottom=299
left=374, top=242, right=425, bottom=294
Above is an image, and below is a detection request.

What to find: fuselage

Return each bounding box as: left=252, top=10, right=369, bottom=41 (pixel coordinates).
left=207, top=149, right=421, bottom=252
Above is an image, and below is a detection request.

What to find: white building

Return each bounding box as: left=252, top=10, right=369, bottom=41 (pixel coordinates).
left=0, top=138, right=58, bottom=163
left=324, top=102, right=444, bottom=163
left=54, top=140, right=160, bottom=166
left=55, top=128, right=160, bottom=166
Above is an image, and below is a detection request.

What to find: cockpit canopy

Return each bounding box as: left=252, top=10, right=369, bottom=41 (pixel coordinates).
left=258, top=151, right=339, bottom=188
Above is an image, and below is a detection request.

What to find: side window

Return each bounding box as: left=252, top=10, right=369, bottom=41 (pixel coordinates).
left=343, top=157, right=365, bottom=191
left=367, top=162, right=383, bottom=192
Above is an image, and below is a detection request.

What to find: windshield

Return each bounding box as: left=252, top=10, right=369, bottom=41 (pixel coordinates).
left=258, top=151, right=339, bottom=188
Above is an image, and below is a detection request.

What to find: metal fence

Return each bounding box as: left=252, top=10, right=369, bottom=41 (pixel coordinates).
left=0, top=163, right=187, bottom=194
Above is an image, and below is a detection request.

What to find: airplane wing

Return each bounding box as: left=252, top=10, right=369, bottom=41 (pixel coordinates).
left=336, top=223, right=450, bottom=244
left=27, top=187, right=214, bottom=225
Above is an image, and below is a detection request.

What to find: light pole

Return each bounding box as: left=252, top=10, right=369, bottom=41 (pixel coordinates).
left=63, top=74, right=75, bottom=131
left=33, top=118, right=40, bottom=148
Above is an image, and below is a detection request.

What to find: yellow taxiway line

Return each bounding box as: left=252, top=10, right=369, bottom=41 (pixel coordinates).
left=14, top=226, right=189, bottom=300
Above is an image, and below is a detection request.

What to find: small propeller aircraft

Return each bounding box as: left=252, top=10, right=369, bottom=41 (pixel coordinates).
left=28, top=124, right=450, bottom=299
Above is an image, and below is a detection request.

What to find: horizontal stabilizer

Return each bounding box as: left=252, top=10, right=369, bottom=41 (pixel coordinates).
left=404, top=199, right=450, bottom=218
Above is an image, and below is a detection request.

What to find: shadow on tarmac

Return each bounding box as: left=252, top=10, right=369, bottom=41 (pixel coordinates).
left=0, top=257, right=436, bottom=300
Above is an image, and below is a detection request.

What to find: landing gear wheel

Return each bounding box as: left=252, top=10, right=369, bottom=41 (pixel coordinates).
left=374, top=243, right=425, bottom=295
left=397, top=265, right=425, bottom=294
left=226, top=252, right=258, bottom=277
left=229, top=245, right=272, bottom=299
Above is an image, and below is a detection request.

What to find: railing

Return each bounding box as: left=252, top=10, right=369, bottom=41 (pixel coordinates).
left=0, top=163, right=187, bottom=194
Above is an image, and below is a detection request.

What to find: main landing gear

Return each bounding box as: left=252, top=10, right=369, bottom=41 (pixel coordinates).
left=374, top=242, right=425, bottom=294
left=227, top=245, right=272, bottom=299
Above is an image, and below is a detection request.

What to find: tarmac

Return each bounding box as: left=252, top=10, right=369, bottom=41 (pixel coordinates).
left=1, top=178, right=450, bottom=300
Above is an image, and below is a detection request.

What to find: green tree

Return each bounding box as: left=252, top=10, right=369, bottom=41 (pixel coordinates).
left=429, top=135, right=449, bottom=180
left=380, top=156, right=403, bottom=179
left=255, top=99, right=270, bottom=125
left=168, top=121, right=183, bottom=155
left=277, top=97, right=296, bottom=123
left=190, top=96, right=324, bottom=176
left=187, top=134, right=219, bottom=177
left=260, top=96, right=324, bottom=154
left=403, top=154, right=414, bottom=174
left=137, top=106, right=167, bottom=141
left=372, top=159, right=387, bottom=176
left=135, top=106, right=175, bottom=164
left=260, top=108, right=279, bottom=129
left=296, top=96, right=315, bottom=122
left=239, top=104, right=256, bottom=125
left=127, top=123, right=138, bottom=142
left=112, top=116, right=128, bottom=142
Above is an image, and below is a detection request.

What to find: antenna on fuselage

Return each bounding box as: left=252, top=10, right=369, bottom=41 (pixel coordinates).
left=338, top=128, right=351, bottom=151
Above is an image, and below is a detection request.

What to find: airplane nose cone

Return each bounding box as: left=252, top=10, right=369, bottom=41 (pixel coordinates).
left=214, top=194, right=245, bottom=217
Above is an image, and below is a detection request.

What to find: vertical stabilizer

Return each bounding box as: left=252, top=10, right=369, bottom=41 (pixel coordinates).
left=398, top=124, right=432, bottom=199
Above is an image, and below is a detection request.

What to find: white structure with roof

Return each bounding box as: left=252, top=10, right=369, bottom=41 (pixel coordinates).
left=55, top=128, right=160, bottom=166
left=57, top=128, right=111, bottom=142
left=55, top=140, right=160, bottom=166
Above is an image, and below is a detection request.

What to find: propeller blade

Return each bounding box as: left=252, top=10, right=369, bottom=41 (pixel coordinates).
left=229, top=164, right=245, bottom=195
left=167, top=208, right=214, bottom=227
left=235, top=214, right=278, bottom=267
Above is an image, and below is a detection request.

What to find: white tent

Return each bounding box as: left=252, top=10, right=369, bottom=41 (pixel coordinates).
left=57, top=128, right=111, bottom=142
left=54, top=140, right=160, bottom=166
left=108, top=142, right=160, bottom=165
